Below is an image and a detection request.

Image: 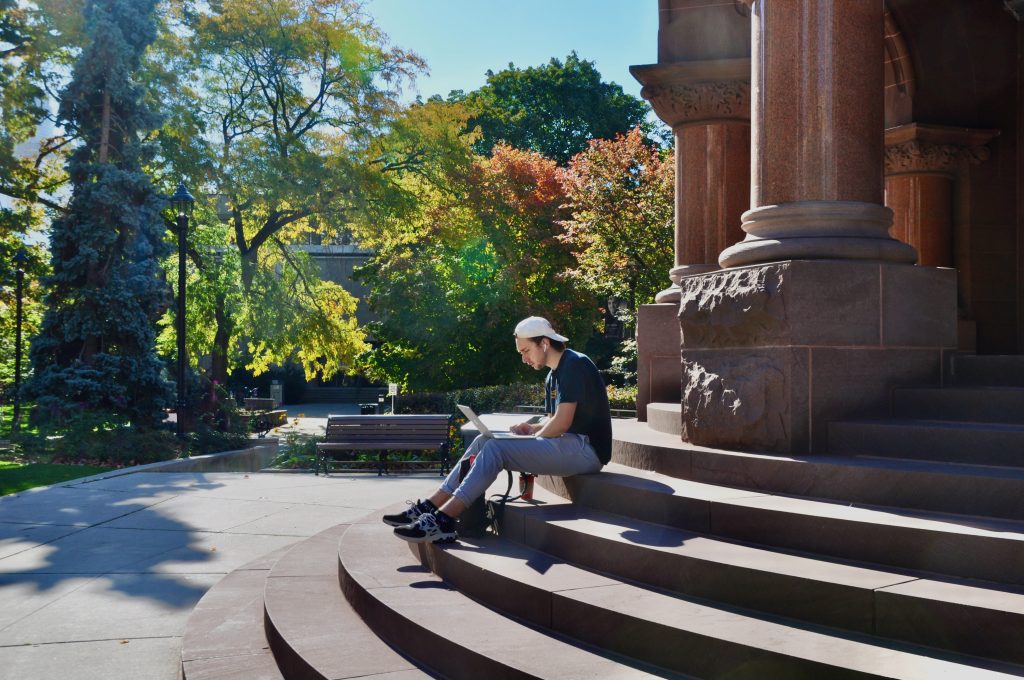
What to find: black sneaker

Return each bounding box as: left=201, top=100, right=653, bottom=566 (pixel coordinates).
left=394, top=511, right=457, bottom=544
left=382, top=499, right=435, bottom=527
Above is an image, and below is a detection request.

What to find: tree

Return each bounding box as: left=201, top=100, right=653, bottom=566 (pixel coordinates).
left=451, top=52, right=651, bottom=165
left=0, top=2, right=48, bottom=390
left=557, top=127, right=674, bottom=326
left=353, top=102, right=597, bottom=390
left=25, top=0, right=172, bottom=427
left=152, top=0, right=424, bottom=385
left=0, top=0, right=84, bottom=215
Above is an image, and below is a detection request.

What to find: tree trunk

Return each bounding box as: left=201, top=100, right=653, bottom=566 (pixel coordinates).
left=99, top=90, right=111, bottom=164
left=239, top=249, right=257, bottom=292
left=211, top=293, right=231, bottom=386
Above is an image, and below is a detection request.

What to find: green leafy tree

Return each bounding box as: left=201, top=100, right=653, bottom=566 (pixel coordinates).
left=557, top=127, right=674, bottom=326
left=151, top=0, right=425, bottom=384
left=0, top=2, right=80, bottom=395
left=353, top=102, right=597, bottom=390
left=451, top=52, right=651, bottom=165
left=25, top=0, right=172, bottom=427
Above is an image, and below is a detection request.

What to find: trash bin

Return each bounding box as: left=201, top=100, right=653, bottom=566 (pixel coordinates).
left=360, top=403, right=376, bottom=415
left=269, top=380, right=283, bottom=407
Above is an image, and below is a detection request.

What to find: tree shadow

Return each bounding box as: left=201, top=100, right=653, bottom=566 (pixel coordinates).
left=0, top=472, right=229, bottom=611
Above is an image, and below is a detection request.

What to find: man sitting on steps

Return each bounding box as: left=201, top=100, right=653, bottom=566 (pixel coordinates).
left=383, top=316, right=612, bottom=543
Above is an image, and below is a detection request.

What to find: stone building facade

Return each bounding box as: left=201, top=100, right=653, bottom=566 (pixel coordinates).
left=633, top=0, right=1022, bottom=454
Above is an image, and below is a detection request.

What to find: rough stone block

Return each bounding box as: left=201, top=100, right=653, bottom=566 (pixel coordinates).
left=678, top=261, right=881, bottom=348
left=681, top=348, right=809, bottom=454
left=676, top=261, right=955, bottom=454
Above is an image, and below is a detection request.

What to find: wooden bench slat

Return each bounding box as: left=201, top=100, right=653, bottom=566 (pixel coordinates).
left=316, top=413, right=452, bottom=477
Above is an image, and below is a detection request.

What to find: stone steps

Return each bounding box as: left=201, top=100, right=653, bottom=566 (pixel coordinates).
left=829, top=419, right=1024, bottom=467
left=338, top=521, right=666, bottom=679
left=181, top=547, right=292, bottom=680
left=264, top=524, right=429, bottom=679
left=952, top=355, right=1024, bottom=387
left=613, top=417, right=1024, bottom=521
left=827, top=354, right=1024, bottom=466
left=182, top=500, right=1024, bottom=680
left=542, top=463, right=1024, bottom=586
left=181, top=528, right=432, bottom=680
left=500, top=483, right=1024, bottom=660
left=893, top=386, right=1024, bottom=424
left=416, top=530, right=1023, bottom=679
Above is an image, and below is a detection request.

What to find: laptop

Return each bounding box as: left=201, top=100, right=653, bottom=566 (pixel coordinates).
left=457, top=404, right=537, bottom=439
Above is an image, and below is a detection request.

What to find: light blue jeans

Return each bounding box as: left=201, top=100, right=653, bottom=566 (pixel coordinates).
left=441, top=433, right=602, bottom=507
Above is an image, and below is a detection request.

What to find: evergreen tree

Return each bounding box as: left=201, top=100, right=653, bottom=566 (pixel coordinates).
left=26, top=0, right=172, bottom=427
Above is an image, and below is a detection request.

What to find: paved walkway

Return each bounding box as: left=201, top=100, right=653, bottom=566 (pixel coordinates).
left=0, top=405, right=441, bottom=680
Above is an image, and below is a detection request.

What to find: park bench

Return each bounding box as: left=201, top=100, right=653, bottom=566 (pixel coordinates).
left=315, top=414, right=452, bottom=476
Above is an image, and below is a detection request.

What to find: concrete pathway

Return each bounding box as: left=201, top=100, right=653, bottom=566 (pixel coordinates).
left=0, top=405, right=441, bottom=680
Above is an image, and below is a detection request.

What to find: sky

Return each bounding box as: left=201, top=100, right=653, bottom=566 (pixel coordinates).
left=362, top=0, right=659, bottom=102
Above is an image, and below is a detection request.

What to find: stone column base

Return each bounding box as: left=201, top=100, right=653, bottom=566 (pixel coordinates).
left=719, top=201, right=919, bottom=268
left=678, top=260, right=957, bottom=454
left=636, top=303, right=682, bottom=422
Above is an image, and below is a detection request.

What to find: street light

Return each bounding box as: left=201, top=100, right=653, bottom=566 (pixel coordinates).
left=11, top=248, right=28, bottom=433
left=170, top=182, right=194, bottom=442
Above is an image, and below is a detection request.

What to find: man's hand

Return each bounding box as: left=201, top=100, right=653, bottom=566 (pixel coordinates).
left=510, top=421, right=538, bottom=435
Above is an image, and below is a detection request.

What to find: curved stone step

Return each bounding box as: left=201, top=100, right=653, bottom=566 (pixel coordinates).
left=828, top=419, right=1024, bottom=467
left=646, top=402, right=682, bottom=435
left=612, top=418, right=1024, bottom=521
left=539, top=463, right=1024, bottom=586
left=181, top=546, right=292, bottom=680
left=415, top=533, right=1024, bottom=679
left=338, top=520, right=665, bottom=679
left=263, top=523, right=430, bottom=679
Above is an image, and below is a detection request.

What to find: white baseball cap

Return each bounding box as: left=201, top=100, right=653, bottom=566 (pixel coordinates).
left=514, top=316, right=568, bottom=342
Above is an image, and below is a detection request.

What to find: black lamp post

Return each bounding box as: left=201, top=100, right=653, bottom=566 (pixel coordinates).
left=170, top=183, right=194, bottom=441
left=11, top=248, right=27, bottom=433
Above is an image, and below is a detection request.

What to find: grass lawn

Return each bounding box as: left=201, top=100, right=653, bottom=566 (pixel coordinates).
left=0, top=461, right=113, bottom=496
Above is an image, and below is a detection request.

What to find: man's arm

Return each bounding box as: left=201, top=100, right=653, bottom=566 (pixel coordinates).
left=508, top=403, right=576, bottom=436
left=534, top=402, right=576, bottom=438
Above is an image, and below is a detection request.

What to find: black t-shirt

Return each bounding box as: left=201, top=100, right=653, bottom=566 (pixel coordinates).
left=544, top=349, right=612, bottom=465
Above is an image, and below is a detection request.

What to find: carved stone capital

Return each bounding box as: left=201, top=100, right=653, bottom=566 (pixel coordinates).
left=884, top=140, right=989, bottom=175
left=642, top=80, right=750, bottom=128
left=884, top=123, right=999, bottom=176
left=631, top=60, right=751, bottom=128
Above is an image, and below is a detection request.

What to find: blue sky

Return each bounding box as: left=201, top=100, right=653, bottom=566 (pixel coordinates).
left=362, top=0, right=659, bottom=102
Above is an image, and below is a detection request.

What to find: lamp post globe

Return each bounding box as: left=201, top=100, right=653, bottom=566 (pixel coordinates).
left=170, top=183, right=194, bottom=443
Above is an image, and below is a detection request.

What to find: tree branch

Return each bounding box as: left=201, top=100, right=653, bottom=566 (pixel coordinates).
left=0, top=185, right=68, bottom=213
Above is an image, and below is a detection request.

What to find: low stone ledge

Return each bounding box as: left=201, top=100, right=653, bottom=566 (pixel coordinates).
left=154, top=439, right=280, bottom=473
left=69, top=439, right=280, bottom=486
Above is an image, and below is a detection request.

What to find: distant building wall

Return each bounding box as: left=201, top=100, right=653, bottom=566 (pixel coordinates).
left=295, top=244, right=377, bottom=327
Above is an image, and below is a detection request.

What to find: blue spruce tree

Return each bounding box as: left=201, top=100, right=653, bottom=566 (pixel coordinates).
left=26, top=0, right=172, bottom=428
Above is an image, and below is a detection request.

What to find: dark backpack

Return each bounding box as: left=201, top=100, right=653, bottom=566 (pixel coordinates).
left=454, top=457, right=518, bottom=538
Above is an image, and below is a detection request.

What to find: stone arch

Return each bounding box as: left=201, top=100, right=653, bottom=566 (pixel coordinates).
left=883, top=5, right=915, bottom=128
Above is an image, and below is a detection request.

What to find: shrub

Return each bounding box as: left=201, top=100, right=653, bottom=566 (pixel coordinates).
left=18, top=409, right=180, bottom=467
left=189, top=382, right=252, bottom=455
left=606, top=384, right=637, bottom=411
left=271, top=431, right=322, bottom=469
